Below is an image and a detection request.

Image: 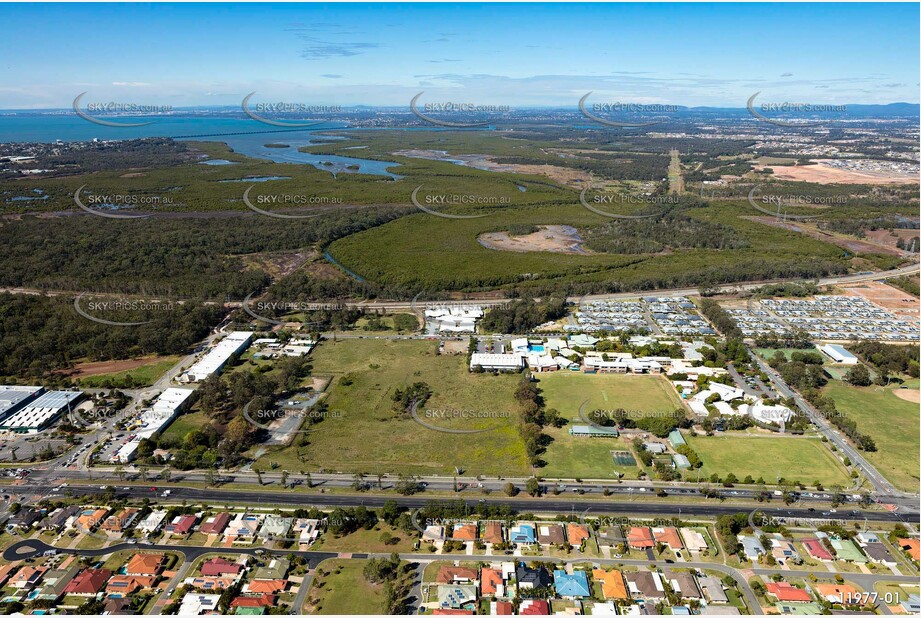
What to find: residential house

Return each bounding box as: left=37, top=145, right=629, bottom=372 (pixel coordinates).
left=766, top=582, right=812, bottom=603
left=679, top=528, right=709, bottom=554
left=199, top=512, right=231, bottom=536
left=489, top=600, right=514, bottom=615
left=101, top=508, right=139, bottom=534
left=515, top=563, right=552, bottom=590
left=697, top=575, right=728, bottom=604
left=537, top=523, right=566, bottom=547
left=738, top=535, right=765, bottom=561
left=436, top=584, right=477, bottom=610
left=435, top=566, right=478, bottom=585
left=553, top=570, right=591, bottom=599
left=802, top=538, right=834, bottom=562
left=509, top=523, right=537, bottom=545
left=898, top=538, right=919, bottom=561
left=200, top=558, right=244, bottom=578
left=230, top=595, right=276, bottom=613
left=480, top=567, right=505, bottom=598
left=225, top=513, right=262, bottom=544
left=627, top=526, right=655, bottom=549
left=293, top=518, right=321, bottom=546
left=32, top=567, right=80, bottom=603
left=8, top=566, right=48, bottom=590
left=652, top=527, right=683, bottom=551
left=423, top=525, right=446, bottom=543
left=0, top=564, right=18, bottom=587
left=814, top=584, right=864, bottom=605
left=105, top=575, right=158, bottom=597
left=519, top=600, right=551, bottom=615
left=830, top=538, right=866, bottom=563
left=165, top=514, right=198, bottom=537
left=566, top=523, right=590, bottom=548
left=770, top=537, right=801, bottom=565
left=663, top=569, right=700, bottom=600
left=7, top=507, right=43, bottom=530
left=862, top=543, right=896, bottom=566
left=125, top=553, right=166, bottom=577
left=597, top=526, right=627, bottom=551
left=42, top=505, right=80, bottom=532
left=482, top=521, right=504, bottom=545
left=103, top=597, right=137, bottom=615
left=136, top=510, right=168, bottom=535
left=63, top=568, right=112, bottom=596
left=75, top=507, right=109, bottom=532
left=177, top=593, right=221, bottom=615
left=855, top=532, right=880, bottom=545
left=452, top=523, right=478, bottom=543
left=592, top=569, right=629, bottom=601
left=257, top=516, right=293, bottom=542
left=624, top=571, right=666, bottom=600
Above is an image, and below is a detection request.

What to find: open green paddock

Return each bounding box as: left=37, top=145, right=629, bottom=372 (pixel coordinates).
left=685, top=434, right=851, bottom=486
left=535, top=372, right=683, bottom=479
left=254, top=338, right=530, bottom=476
left=821, top=379, right=919, bottom=492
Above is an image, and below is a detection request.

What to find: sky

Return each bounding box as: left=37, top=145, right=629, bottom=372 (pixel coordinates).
left=0, top=2, right=918, bottom=109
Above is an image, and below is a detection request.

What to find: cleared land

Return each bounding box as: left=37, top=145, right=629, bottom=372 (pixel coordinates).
left=757, top=160, right=919, bottom=184
left=686, top=434, right=851, bottom=486
left=308, top=559, right=387, bottom=615
left=536, top=373, right=684, bottom=479
left=478, top=225, right=590, bottom=255
left=76, top=355, right=180, bottom=387
left=255, top=338, right=530, bottom=476
left=822, top=379, right=920, bottom=492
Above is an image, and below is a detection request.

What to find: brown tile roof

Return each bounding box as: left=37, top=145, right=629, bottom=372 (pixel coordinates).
left=105, top=575, right=158, bottom=596
left=482, top=522, right=503, bottom=544
left=900, top=538, right=920, bottom=561
left=246, top=579, right=287, bottom=594
left=537, top=523, right=565, bottom=545
left=435, top=566, right=478, bottom=584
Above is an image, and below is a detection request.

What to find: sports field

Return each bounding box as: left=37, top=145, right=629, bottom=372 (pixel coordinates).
left=822, top=379, right=920, bottom=492
left=536, top=372, right=683, bottom=479
left=686, top=434, right=851, bottom=486
left=255, top=338, right=529, bottom=476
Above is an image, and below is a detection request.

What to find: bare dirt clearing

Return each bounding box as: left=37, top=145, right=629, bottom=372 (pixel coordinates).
left=755, top=160, right=919, bottom=185
left=478, top=225, right=590, bottom=254
left=393, top=149, right=591, bottom=187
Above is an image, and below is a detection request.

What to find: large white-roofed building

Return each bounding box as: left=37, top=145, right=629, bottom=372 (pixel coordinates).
left=0, top=390, right=83, bottom=433
left=469, top=353, right=524, bottom=372
left=182, top=331, right=253, bottom=382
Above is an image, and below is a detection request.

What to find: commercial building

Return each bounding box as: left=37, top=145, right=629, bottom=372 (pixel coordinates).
left=182, top=331, right=253, bottom=382
left=0, top=385, right=44, bottom=423
left=469, top=353, right=523, bottom=372
left=115, top=387, right=195, bottom=462
left=0, top=390, right=83, bottom=433
left=817, top=344, right=859, bottom=365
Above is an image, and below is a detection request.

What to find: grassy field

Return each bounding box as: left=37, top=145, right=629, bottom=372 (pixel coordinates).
left=536, top=373, right=683, bottom=479
left=254, top=338, right=530, bottom=476
left=754, top=348, right=825, bottom=363
left=311, top=524, right=417, bottom=554
left=822, top=379, right=919, bottom=492
left=686, top=434, right=851, bottom=486
left=308, top=559, right=388, bottom=615
left=77, top=355, right=180, bottom=388
left=159, top=409, right=212, bottom=443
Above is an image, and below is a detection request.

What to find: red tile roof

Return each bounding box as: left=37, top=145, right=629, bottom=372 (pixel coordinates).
left=480, top=568, right=503, bottom=596
left=63, top=568, right=112, bottom=595
left=566, top=523, right=590, bottom=546
left=627, top=526, right=655, bottom=548
left=766, top=582, right=812, bottom=602
left=435, top=566, right=478, bottom=584
left=520, top=599, right=551, bottom=615
left=200, top=512, right=231, bottom=535
left=230, top=594, right=276, bottom=608
left=802, top=538, right=833, bottom=561
left=492, top=601, right=514, bottom=615
left=200, top=557, right=243, bottom=577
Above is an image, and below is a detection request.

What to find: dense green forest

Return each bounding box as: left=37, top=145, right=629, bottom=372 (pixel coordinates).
left=0, top=293, right=224, bottom=381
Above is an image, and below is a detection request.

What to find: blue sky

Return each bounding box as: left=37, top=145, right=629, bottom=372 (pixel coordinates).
left=0, top=3, right=917, bottom=109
